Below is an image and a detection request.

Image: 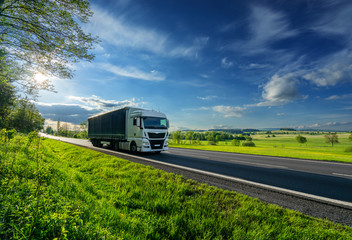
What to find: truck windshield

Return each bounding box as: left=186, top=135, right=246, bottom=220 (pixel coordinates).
left=143, top=117, right=167, bottom=129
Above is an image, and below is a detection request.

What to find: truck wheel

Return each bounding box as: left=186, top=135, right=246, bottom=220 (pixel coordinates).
left=155, top=151, right=161, bottom=154
left=114, top=141, right=119, bottom=151
left=96, top=140, right=102, bottom=148
left=130, top=142, right=137, bottom=153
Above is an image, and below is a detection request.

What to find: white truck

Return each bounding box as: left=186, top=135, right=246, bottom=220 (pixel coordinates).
left=88, top=107, right=169, bottom=153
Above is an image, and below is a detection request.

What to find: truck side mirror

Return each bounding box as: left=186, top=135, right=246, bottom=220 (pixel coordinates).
left=167, top=119, right=169, bottom=128
left=136, top=117, right=141, bottom=127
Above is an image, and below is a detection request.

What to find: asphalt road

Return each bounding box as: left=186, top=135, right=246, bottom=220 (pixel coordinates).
left=151, top=148, right=352, bottom=202
left=41, top=134, right=352, bottom=225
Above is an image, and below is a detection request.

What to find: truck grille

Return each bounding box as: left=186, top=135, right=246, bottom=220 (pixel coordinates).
left=148, top=132, right=165, bottom=139
left=150, top=140, right=164, bottom=149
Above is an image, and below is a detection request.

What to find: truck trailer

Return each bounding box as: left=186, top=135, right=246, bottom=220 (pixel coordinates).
left=88, top=107, right=169, bottom=153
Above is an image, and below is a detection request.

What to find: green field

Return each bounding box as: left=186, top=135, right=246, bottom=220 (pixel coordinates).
left=170, top=133, right=352, bottom=163
left=1, top=134, right=352, bottom=239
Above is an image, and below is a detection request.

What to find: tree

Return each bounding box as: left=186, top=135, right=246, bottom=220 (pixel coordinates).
left=325, top=133, right=339, bottom=147
left=0, top=0, right=98, bottom=98
left=206, top=131, right=218, bottom=145
left=8, top=99, right=44, bottom=132
left=0, top=51, right=17, bottom=128
left=231, top=139, right=240, bottom=146
left=185, top=131, right=194, bottom=144
left=172, top=131, right=182, bottom=144
left=296, top=135, right=307, bottom=146
left=245, top=136, right=253, bottom=141
left=80, top=120, right=88, bottom=130
left=0, top=77, right=15, bottom=128
left=45, top=126, right=54, bottom=135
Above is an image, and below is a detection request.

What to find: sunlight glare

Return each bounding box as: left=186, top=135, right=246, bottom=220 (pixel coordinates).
left=34, top=72, right=47, bottom=84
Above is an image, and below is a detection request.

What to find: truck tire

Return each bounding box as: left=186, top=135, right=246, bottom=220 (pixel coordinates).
left=114, top=141, right=119, bottom=151
left=130, top=142, right=137, bottom=153
left=94, top=139, right=102, bottom=148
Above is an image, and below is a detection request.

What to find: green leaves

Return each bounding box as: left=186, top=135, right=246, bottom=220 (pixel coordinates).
left=325, top=133, right=339, bottom=147
left=296, top=135, right=307, bottom=145
left=0, top=0, right=98, bottom=96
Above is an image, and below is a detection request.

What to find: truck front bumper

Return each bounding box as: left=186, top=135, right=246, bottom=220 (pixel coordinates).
left=139, top=139, right=168, bottom=152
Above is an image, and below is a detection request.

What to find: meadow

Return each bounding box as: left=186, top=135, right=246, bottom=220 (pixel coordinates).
left=1, top=133, right=352, bottom=239
left=170, top=132, right=352, bottom=163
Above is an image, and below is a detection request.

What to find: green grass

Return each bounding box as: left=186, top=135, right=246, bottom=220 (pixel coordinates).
left=1, top=134, right=352, bottom=239
left=170, top=133, right=352, bottom=163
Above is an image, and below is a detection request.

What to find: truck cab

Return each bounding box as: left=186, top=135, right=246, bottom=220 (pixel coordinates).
left=125, top=108, right=169, bottom=153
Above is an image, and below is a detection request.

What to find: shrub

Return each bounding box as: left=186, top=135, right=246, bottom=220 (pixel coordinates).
left=0, top=128, right=17, bottom=142
left=245, top=136, right=252, bottom=141
left=296, top=135, right=307, bottom=145
left=344, top=146, right=352, bottom=152
left=231, top=139, right=240, bottom=146
left=242, top=141, right=255, bottom=147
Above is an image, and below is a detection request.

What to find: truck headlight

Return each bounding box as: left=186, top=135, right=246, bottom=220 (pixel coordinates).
left=142, top=139, right=150, bottom=146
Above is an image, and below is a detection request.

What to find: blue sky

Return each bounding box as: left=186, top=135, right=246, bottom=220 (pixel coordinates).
left=36, top=0, right=352, bottom=131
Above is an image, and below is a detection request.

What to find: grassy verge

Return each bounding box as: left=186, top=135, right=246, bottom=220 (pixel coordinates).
left=170, top=133, right=352, bottom=163
left=1, top=134, right=352, bottom=239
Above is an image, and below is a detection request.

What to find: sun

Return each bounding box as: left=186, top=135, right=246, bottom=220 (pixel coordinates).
left=34, top=72, right=47, bottom=84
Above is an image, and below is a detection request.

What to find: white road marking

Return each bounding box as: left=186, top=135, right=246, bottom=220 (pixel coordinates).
left=332, top=173, right=352, bottom=178
left=167, top=150, right=288, bottom=169
left=228, top=160, right=288, bottom=169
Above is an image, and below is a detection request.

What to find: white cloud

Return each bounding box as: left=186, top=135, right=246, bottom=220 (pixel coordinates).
left=100, top=63, right=165, bottom=81
left=326, top=93, right=352, bottom=100
left=211, top=125, right=233, bottom=129
left=200, top=74, right=210, bottom=79
left=249, top=5, right=297, bottom=45
left=252, top=73, right=300, bottom=107
left=69, top=95, right=141, bottom=110
left=89, top=5, right=205, bottom=58
left=44, top=119, right=81, bottom=131
left=230, top=5, right=298, bottom=55
left=35, top=101, right=95, bottom=111
left=240, top=63, right=270, bottom=70
left=197, top=95, right=218, bottom=101
left=312, top=3, right=352, bottom=44
left=295, top=121, right=352, bottom=131
left=221, top=57, right=233, bottom=68
left=303, top=63, right=352, bottom=87
left=36, top=103, right=99, bottom=124
left=212, top=105, right=246, bottom=118
left=36, top=95, right=146, bottom=124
